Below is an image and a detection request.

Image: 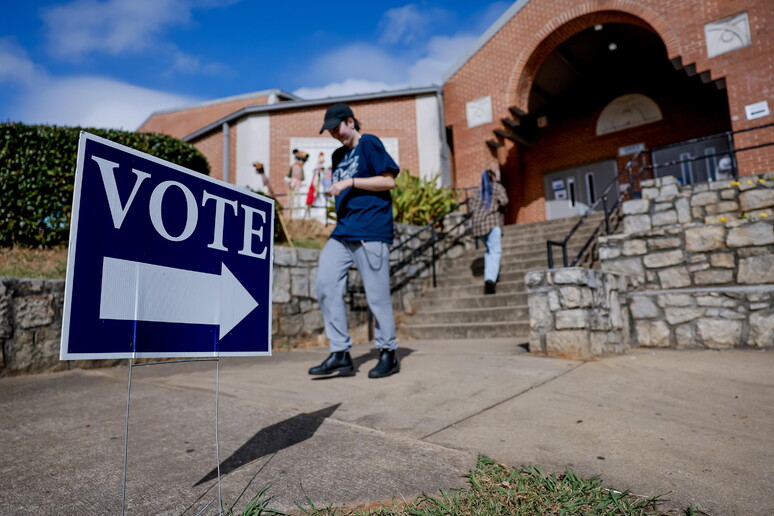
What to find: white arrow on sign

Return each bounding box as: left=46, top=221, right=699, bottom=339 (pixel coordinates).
left=99, top=257, right=258, bottom=339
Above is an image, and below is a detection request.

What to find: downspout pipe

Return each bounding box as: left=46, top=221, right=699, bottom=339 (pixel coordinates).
left=222, top=122, right=230, bottom=183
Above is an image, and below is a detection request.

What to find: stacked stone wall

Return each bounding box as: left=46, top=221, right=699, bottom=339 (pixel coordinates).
left=1, top=221, right=469, bottom=376
left=526, top=268, right=631, bottom=359
left=628, top=287, right=774, bottom=349
left=599, top=173, right=774, bottom=350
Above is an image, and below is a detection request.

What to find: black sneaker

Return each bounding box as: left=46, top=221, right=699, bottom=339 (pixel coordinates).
left=368, top=349, right=400, bottom=378
left=484, top=280, right=496, bottom=295
left=308, top=351, right=354, bottom=376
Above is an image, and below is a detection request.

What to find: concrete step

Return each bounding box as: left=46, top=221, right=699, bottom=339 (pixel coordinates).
left=441, top=251, right=581, bottom=275
left=409, top=305, right=529, bottom=324
left=417, top=291, right=528, bottom=310
left=401, top=320, right=530, bottom=340
left=502, top=230, right=602, bottom=247
left=436, top=269, right=527, bottom=287
left=502, top=214, right=606, bottom=237
left=467, top=236, right=597, bottom=256
left=423, top=279, right=525, bottom=298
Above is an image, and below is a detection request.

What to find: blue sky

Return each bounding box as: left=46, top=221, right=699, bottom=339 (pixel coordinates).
left=0, top=0, right=511, bottom=131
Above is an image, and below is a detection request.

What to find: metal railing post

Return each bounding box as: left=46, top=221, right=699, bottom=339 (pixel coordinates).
left=547, top=241, right=554, bottom=269
left=431, top=227, right=437, bottom=288
left=728, top=131, right=739, bottom=178
left=562, top=242, right=569, bottom=268
left=603, top=195, right=611, bottom=235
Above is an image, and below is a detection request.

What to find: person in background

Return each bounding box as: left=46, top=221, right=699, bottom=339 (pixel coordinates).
left=469, top=163, right=509, bottom=294
left=252, top=161, right=273, bottom=196
left=304, top=152, right=325, bottom=219
left=287, top=149, right=308, bottom=219
left=308, top=103, right=401, bottom=379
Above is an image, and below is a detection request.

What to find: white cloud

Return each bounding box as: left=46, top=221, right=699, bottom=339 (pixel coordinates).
left=307, top=44, right=408, bottom=84
left=42, top=0, right=193, bottom=58
left=40, top=0, right=238, bottom=79
left=408, top=34, right=478, bottom=85
left=296, top=4, right=505, bottom=98
left=10, top=76, right=200, bottom=130
left=0, top=40, right=43, bottom=85
left=296, top=33, right=478, bottom=99
left=293, top=78, right=408, bottom=100
left=378, top=5, right=451, bottom=46
left=168, top=50, right=233, bottom=76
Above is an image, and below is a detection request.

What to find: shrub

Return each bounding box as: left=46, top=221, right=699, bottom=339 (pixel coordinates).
left=0, top=122, right=209, bottom=247
left=392, top=171, right=460, bottom=226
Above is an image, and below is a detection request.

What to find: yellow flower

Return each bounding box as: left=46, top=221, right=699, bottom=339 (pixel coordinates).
left=747, top=180, right=753, bottom=185
left=759, top=179, right=766, bottom=183
left=719, top=217, right=728, bottom=222
left=733, top=181, right=741, bottom=186
left=761, top=213, right=769, bottom=217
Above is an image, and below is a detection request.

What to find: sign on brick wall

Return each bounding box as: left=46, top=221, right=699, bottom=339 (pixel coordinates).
left=60, top=132, right=274, bottom=360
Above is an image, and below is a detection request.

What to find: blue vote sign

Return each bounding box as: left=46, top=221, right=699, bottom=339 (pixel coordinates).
left=60, top=132, right=274, bottom=359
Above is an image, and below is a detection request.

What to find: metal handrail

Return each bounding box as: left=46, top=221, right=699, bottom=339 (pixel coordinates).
left=651, top=121, right=774, bottom=151
left=546, top=164, right=628, bottom=268
left=546, top=120, right=774, bottom=268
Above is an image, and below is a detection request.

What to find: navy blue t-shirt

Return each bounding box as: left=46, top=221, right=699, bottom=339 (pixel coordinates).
left=330, top=134, right=400, bottom=243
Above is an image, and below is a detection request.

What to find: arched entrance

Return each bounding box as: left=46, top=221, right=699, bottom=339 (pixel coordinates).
left=500, top=14, right=732, bottom=223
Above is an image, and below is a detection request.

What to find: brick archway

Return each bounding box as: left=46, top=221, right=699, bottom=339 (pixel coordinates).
left=506, top=4, right=681, bottom=112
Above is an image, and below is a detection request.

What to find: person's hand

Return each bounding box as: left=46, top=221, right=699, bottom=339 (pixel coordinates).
left=330, top=178, right=352, bottom=196
left=490, top=161, right=501, bottom=182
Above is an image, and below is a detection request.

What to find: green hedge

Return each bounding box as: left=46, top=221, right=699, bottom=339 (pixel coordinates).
left=0, top=123, right=209, bottom=248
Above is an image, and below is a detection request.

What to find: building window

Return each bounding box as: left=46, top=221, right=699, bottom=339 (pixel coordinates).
left=596, top=94, right=663, bottom=135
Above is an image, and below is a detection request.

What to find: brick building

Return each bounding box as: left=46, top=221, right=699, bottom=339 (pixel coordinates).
left=138, top=0, right=773, bottom=225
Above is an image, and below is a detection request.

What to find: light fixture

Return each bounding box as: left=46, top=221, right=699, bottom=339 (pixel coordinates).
left=594, top=24, right=603, bottom=31
left=608, top=42, right=618, bottom=51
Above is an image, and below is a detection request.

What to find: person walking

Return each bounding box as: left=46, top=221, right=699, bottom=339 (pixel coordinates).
left=469, top=164, right=509, bottom=294
left=308, top=103, right=401, bottom=379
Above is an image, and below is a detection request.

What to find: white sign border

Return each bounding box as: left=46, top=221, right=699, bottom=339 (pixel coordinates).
left=60, top=132, right=275, bottom=360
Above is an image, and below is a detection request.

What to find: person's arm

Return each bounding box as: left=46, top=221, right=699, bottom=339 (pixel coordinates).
left=496, top=183, right=509, bottom=207
left=329, top=172, right=395, bottom=196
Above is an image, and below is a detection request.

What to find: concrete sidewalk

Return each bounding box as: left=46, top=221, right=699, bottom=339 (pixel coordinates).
left=1, top=339, right=772, bottom=515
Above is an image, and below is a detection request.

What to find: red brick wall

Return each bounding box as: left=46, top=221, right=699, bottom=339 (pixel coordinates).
left=266, top=99, right=420, bottom=196
left=138, top=94, right=273, bottom=139
left=444, top=0, right=773, bottom=223
left=192, top=131, right=223, bottom=181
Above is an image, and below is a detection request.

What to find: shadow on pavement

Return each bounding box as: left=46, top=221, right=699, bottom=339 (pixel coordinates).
left=194, top=403, right=340, bottom=486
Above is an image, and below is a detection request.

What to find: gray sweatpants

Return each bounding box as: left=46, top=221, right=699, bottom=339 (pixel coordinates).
left=316, top=238, right=398, bottom=352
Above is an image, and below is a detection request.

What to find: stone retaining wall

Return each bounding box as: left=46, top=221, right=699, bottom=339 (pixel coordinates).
left=527, top=173, right=774, bottom=356
left=623, top=172, right=774, bottom=232
left=599, top=218, right=774, bottom=290
left=526, top=268, right=631, bottom=359
left=629, top=286, right=774, bottom=349
left=1, top=219, right=470, bottom=376
left=598, top=173, right=774, bottom=350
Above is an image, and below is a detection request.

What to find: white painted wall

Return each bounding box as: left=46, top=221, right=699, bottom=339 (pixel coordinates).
left=287, top=136, right=400, bottom=223
left=415, top=94, right=443, bottom=183
left=235, top=114, right=271, bottom=193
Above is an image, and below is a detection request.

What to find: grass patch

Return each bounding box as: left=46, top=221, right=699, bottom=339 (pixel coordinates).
left=0, top=246, right=68, bottom=279
left=230, top=455, right=690, bottom=515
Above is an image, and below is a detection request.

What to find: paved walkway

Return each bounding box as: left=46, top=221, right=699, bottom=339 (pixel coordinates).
left=1, top=339, right=772, bottom=515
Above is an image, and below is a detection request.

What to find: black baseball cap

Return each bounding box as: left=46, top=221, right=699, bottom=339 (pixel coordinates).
left=319, top=103, right=354, bottom=134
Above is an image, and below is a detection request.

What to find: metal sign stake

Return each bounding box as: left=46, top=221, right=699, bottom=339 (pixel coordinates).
left=120, top=358, right=223, bottom=515
left=121, top=357, right=134, bottom=516
left=216, top=358, right=223, bottom=516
